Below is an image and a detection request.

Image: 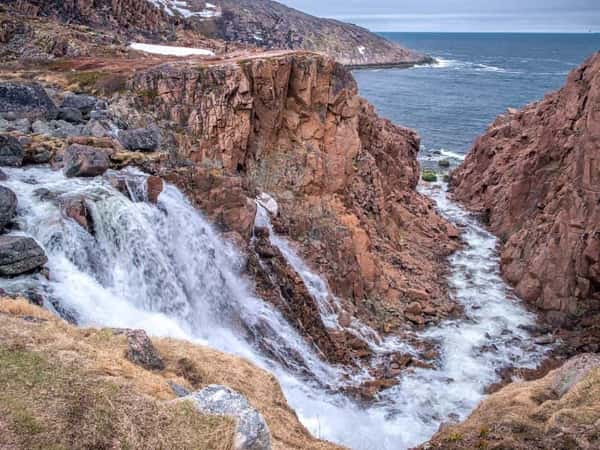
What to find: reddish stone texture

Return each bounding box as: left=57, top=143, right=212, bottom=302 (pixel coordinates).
left=452, top=52, right=600, bottom=331
left=134, top=53, right=460, bottom=336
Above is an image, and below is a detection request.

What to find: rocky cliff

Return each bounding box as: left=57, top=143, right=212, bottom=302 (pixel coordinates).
left=0, top=38, right=458, bottom=392
left=1, top=0, right=431, bottom=67
left=451, top=52, right=600, bottom=340
left=125, top=52, right=459, bottom=342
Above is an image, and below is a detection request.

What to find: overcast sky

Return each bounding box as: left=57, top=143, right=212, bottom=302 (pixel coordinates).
left=280, top=0, right=600, bottom=32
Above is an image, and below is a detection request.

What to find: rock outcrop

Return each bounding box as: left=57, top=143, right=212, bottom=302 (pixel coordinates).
left=420, top=354, right=600, bottom=450
left=189, top=384, right=272, bottom=450
left=451, top=52, right=600, bottom=333
left=0, top=235, right=48, bottom=276
left=131, top=53, right=459, bottom=340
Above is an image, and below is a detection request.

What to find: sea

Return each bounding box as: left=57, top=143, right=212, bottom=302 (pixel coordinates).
left=353, top=33, right=600, bottom=162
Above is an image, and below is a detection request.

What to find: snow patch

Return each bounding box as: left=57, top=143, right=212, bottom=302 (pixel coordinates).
left=146, top=0, right=222, bottom=19
left=130, top=43, right=215, bottom=57
left=357, top=45, right=366, bottom=56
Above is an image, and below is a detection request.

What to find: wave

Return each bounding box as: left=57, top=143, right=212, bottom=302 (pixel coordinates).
left=422, top=57, right=523, bottom=74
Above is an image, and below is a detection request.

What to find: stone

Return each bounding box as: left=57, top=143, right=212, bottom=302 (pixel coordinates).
left=146, top=176, right=163, bottom=204
left=57, top=107, right=84, bottom=124
left=0, top=169, right=7, bottom=181
left=117, top=128, right=160, bottom=152
left=61, top=94, right=98, bottom=115
left=188, top=385, right=271, bottom=450
left=124, top=329, right=165, bottom=371
left=63, top=144, right=109, bottom=177
left=0, top=82, right=58, bottom=120
left=451, top=52, right=600, bottom=329
left=61, top=197, right=94, bottom=234
left=0, top=134, right=24, bottom=166
left=169, top=381, right=191, bottom=398
left=0, top=235, right=48, bottom=276
left=0, top=186, right=17, bottom=231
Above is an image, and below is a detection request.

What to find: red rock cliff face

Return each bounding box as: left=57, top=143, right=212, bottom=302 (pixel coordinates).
left=452, top=52, right=600, bottom=328
left=130, top=53, right=459, bottom=335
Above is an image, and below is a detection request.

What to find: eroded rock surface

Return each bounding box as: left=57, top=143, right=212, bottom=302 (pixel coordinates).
left=138, top=54, right=459, bottom=338
left=451, top=52, right=600, bottom=334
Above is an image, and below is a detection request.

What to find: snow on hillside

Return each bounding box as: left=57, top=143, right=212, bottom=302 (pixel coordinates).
left=130, top=43, right=215, bottom=56
left=147, top=0, right=221, bottom=19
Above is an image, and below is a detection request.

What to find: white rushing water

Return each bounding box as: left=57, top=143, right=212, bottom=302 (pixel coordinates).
left=0, top=166, right=547, bottom=449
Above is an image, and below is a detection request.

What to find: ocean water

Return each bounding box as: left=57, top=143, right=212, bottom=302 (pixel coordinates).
left=353, top=33, right=600, bottom=156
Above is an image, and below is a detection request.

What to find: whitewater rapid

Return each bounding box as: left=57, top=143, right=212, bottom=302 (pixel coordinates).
left=0, top=166, right=547, bottom=449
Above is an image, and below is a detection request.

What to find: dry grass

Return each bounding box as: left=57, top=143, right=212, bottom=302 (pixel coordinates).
left=422, top=355, right=600, bottom=450
left=0, top=298, right=342, bottom=450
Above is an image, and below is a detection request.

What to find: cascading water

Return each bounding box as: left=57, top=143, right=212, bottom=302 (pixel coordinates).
left=1, top=166, right=548, bottom=450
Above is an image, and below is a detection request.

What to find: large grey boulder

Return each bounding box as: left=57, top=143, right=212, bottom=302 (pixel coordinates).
left=63, top=144, right=109, bottom=178
left=0, top=186, right=17, bottom=230
left=189, top=385, right=271, bottom=450
left=118, top=128, right=160, bottom=152
left=0, top=235, right=48, bottom=276
left=0, top=135, right=24, bottom=166
left=0, top=82, right=58, bottom=120
left=61, top=94, right=98, bottom=115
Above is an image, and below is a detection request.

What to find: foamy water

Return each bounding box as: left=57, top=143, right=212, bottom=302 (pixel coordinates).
left=0, top=167, right=547, bottom=449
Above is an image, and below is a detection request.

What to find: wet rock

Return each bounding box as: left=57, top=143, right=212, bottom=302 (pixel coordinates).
left=0, top=82, right=58, bottom=120
left=63, top=144, right=109, bottom=178
left=146, top=175, right=163, bottom=204
left=438, top=159, right=451, bottom=168
left=57, top=107, right=84, bottom=124
left=61, top=93, right=98, bottom=115
left=123, top=329, right=165, bottom=371
left=0, top=186, right=17, bottom=231
left=188, top=385, right=271, bottom=450
left=0, top=235, right=48, bottom=276
left=118, top=128, right=160, bottom=152
left=61, top=197, right=94, bottom=234
left=0, top=134, right=24, bottom=166
left=0, top=169, right=7, bottom=181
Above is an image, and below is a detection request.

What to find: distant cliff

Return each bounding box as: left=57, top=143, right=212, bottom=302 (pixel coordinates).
left=3, top=0, right=432, bottom=67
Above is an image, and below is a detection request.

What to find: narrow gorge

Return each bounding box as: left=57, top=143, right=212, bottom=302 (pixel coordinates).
left=0, top=2, right=598, bottom=450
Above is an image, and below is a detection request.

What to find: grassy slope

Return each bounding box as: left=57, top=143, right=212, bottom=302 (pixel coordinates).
left=0, top=298, right=342, bottom=450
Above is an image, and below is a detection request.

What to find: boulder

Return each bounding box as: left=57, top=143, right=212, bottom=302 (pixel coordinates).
left=118, top=128, right=160, bottom=152
left=0, top=82, right=58, bottom=120
left=0, top=169, right=7, bottom=181
left=0, top=134, right=24, bottom=166
left=61, top=94, right=98, bottom=115
left=0, top=186, right=17, bottom=230
left=0, top=235, right=48, bottom=276
left=61, top=197, right=93, bottom=234
left=189, top=385, right=271, bottom=450
left=57, top=107, right=84, bottom=124
left=146, top=175, right=163, bottom=204
left=63, top=144, right=109, bottom=177
left=123, top=329, right=165, bottom=371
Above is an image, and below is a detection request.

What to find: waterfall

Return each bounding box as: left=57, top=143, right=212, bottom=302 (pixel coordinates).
left=0, top=166, right=548, bottom=450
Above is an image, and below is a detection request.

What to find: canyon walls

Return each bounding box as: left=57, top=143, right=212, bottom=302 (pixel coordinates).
left=452, top=52, right=600, bottom=333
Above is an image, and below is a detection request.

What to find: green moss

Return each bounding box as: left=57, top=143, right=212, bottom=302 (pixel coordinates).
left=446, top=431, right=464, bottom=442
left=422, top=170, right=438, bottom=183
